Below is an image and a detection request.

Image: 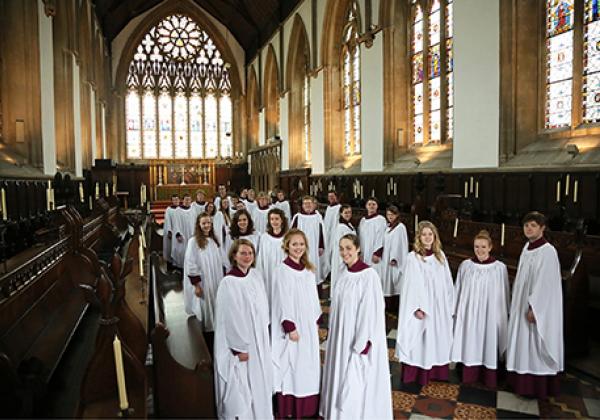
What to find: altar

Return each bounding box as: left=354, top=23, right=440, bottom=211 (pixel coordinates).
left=155, top=183, right=214, bottom=201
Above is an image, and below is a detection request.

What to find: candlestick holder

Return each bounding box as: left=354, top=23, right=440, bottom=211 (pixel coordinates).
left=117, top=407, right=135, bottom=418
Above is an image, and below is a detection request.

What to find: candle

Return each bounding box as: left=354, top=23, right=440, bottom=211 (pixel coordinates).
left=140, top=185, right=145, bottom=206
left=47, top=180, right=52, bottom=189
left=360, top=185, right=363, bottom=199
left=50, top=189, right=54, bottom=210
left=387, top=183, right=390, bottom=195
left=147, top=201, right=150, bottom=213
left=371, top=189, right=375, bottom=197
left=46, top=188, right=51, bottom=211
left=556, top=180, right=561, bottom=202
left=112, top=335, right=129, bottom=411
left=475, top=181, right=479, bottom=199
left=1, top=188, right=6, bottom=221
left=139, top=242, right=144, bottom=277
left=470, top=176, right=474, bottom=193
left=500, top=223, right=505, bottom=247
left=95, top=182, right=100, bottom=199
left=453, top=218, right=459, bottom=238
left=79, top=183, right=84, bottom=202
left=140, top=228, right=146, bottom=249
left=394, top=183, right=397, bottom=196
left=573, top=180, right=578, bottom=203
left=105, top=183, right=109, bottom=197
left=565, top=174, right=570, bottom=196
left=89, top=196, right=93, bottom=210
left=464, top=181, right=468, bottom=198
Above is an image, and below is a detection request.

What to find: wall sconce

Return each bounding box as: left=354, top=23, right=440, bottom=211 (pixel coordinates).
left=566, top=143, right=579, bottom=157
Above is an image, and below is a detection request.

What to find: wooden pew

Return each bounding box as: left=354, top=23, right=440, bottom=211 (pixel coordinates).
left=148, top=252, right=216, bottom=418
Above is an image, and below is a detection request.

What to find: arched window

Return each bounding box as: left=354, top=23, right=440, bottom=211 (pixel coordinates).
left=341, top=2, right=361, bottom=156
left=411, top=0, right=453, bottom=145
left=125, top=14, right=233, bottom=160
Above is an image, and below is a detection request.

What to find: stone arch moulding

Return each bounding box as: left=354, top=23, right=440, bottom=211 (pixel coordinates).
left=247, top=66, right=260, bottom=150
left=263, top=44, right=280, bottom=140
left=113, top=0, right=243, bottom=99
left=285, top=14, right=311, bottom=91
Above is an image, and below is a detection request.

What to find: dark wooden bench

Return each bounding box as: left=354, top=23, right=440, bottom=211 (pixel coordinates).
left=148, top=252, right=216, bottom=418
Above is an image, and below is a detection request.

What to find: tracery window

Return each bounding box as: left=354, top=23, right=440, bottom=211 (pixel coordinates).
left=410, top=0, right=453, bottom=145
left=125, top=14, right=233, bottom=159
left=341, top=2, right=361, bottom=156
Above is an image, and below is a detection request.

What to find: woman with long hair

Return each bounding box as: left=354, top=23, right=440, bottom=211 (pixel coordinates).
left=223, top=209, right=260, bottom=269
left=256, top=208, right=289, bottom=305
left=358, top=197, right=387, bottom=280
left=213, top=195, right=232, bottom=247
left=329, top=204, right=356, bottom=292
left=183, top=212, right=224, bottom=351
left=380, top=205, right=409, bottom=310
left=213, top=239, right=272, bottom=419
left=451, top=230, right=509, bottom=389
left=271, top=229, right=321, bottom=418
left=320, top=234, right=392, bottom=419
left=395, top=221, right=454, bottom=386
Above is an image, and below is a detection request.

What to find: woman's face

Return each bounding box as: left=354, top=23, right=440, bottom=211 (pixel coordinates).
left=366, top=200, right=378, bottom=215
left=220, top=199, right=229, bottom=210
left=302, top=200, right=313, bottom=213
left=339, top=238, right=359, bottom=266
left=420, top=227, right=435, bottom=249
left=206, top=203, right=215, bottom=214
left=474, top=238, right=492, bottom=261
left=234, top=244, right=254, bottom=270
left=199, top=216, right=212, bottom=235
left=341, top=208, right=352, bottom=222
left=237, top=214, right=249, bottom=232
left=288, top=234, right=306, bottom=260
left=269, top=213, right=282, bottom=231
left=386, top=210, right=398, bottom=224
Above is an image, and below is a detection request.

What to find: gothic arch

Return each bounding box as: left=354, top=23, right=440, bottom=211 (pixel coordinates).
left=286, top=14, right=311, bottom=168
left=247, top=66, right=260, bottom=150
left=263, top=44, right=280, bottom=141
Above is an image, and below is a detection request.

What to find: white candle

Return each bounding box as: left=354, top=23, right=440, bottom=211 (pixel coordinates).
left=464, top=181, right=468, bottom=198
left=394, top=183, right=397, bottom=196
left=50, top=189, right=54, bottom=210
left=415, top=214, right=419, bottom=232
left=573, top=180, right=578, bottom=203
left=475, top=181, right=479, bottom=199
left=565, top=174, right=570, bottom=196
left=105, top=183, right=109, bottom=197
left=360, top=185, right=363, bottom=199
left=140, top=185, right=145, bottom=206
left=89, top=196, right=93, bottom=210
left=95, top=182, right=100, bottom=199
left=371, top=189, right=375, bottom=197
left=556, top=180, right=561, bottom=202
left=47, top=180, right=52, bottom=189
left=79, top=183, right=84, bottom=203
left=1, top=188, right=6, bottom=221
left=387, top=183, right=390, bottom=195
left=147, top=201, right=150, bottom=213
left=112, top=335, right=129, bottom=411
left=139, top=242, right=144, bottom=277
left=500, top=223, right=505, bottom=247
left=453, top=218, right=459, bottom=238
left=470, top=176, right=474, bottom=193
left=46, top=188, right=51, bottom=211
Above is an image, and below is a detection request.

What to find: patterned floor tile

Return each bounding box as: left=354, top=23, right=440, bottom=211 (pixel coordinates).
left=420, top=382, right=460, bottom=401
left=409, top=413, right=438, bottom=420
left=453, top=402, right=496, bottom=419
left=412, top=396, right=456, bottom=418
left=496, top=391, right=540, bottom=416
left=584, top=398, right=600, bottom=418
left=394, top=409, right=412, bottom=419
left=393, top=390, right=418, bottom=412
left=457, top=385, right=497, bottom=407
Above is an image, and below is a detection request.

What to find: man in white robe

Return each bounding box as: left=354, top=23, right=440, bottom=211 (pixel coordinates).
left=291, top=197, right=325, bottom=285
left=170, top=195, right=196, bottom=268
left=358, top=198, right=387, bottom=279
left=322, top=191, right=341, bottom=279
left=506, top=211, right=563, bottom=398
left=252, top=192, right=272, bottom=234
left=162, top=194, right=180, bottom=268
left=273, top=189, right=292, bottom=222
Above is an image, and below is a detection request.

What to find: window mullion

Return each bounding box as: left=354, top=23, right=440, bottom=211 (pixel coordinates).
left=139, top=87, right=144, bottom=159
left=423, top=10, right=431, bottom=145
left=440, top=0, right=448, bottom=144
left=572, top=0, right=585, bottom=127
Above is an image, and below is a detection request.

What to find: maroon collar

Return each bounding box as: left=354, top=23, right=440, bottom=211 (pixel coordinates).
left=348, top=259, right=370, bottom=272
left=527, top=237, right=548, bottom=250
left=328, top=202, right=339, bottom=207
left=195, top=201, right=206, bottom=205
left=471, top=256, right=496, bottom=265
left=179, top=205, right=190, bottom=210
left=277, top=198, right=286, bottom=203
left=246, top=199, right=255, bottom=203
left=227, top=267, right=250, bottom=277
left=300, top=209, right=317, bottom=215
left=258, top=204, right=270, bottom=210
left=339, top=220, right=355, bottom=230
left=269, top=230, right=285, bottom=238
left=388, top=220, right=401, bottom=231
left=364, top=213, right=379, bottom=220
left=169, top=205, right=178, bottom=209
left=284, top=257, right=304, bottom=271
left=422, top=249, right=434, bottom=257
left=239, top=230, right=253, bottom=237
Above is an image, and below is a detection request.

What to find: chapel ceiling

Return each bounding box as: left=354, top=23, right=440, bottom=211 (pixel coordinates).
left=93, top=0, right=301, bottom=62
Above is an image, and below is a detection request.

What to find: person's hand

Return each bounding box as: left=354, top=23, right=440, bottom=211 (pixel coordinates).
left=318, top=248, right=324, bottom=256
left=372, top=255, right=381, bottom=263
left=526, top=308, right=536, bottom=324
left=414, top=309, right=425, bottom=320
left=390, top=259, right=398, bottom=266
left=194, top=285, right=203, bottom=298
left=238, top=352, right=249, bottom=362
left=289, top=330, right=299, bottom=342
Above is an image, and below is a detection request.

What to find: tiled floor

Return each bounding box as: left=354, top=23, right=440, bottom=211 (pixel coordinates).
left=317, top=286, right=600, bottom=419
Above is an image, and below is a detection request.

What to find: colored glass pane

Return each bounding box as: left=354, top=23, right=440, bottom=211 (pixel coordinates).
left=585, top=10, right=600, bottom=122
left=189, top=94, right=203, bottom=158
left=220, top=95, right=232, bottom=157
left=205, top=94, right=218, bottom=158
left=174, top=93, right=188, bottom=158
left=430, top=77, right=441, bottom=111
left=142, top=91, right=157, bottom=158
left=158, top=92, right=173, bottom=158
left=585, top=0, right=600, bottom=22
left=430, top=110, right=441, bottom=142
left=126, top=91, right=141, bottom=159
left=548, top=0, right=574, bottom=36
left=413, top=53, right=424, bottom=83
left=414, top=83, right=424, bottom=115
left=429, top=44, right=441, bottom=78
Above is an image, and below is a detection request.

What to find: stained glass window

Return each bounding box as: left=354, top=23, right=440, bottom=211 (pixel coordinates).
left=446, top=0, right=454, bottom=141
left=545, top=0, right=574, bottom=128
left=125, top=14, right=234, bottom=159
left=584, top=0, right=600, bottom=122
left=342, top=2, right=361, bottom=156
left=303, top=74, right=311, bottom=162
left=411, top=0, right=453, bottom=144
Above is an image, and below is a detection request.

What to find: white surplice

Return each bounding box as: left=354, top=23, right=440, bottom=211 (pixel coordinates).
left=271, top=262, right=321, bottom=397
left=252, top=205, right=271, bottom=234
left=320, top=264, right=393, bottom=420
left=162, top=206, right=178, bottom=263
left=380, top=222, right=409, bottom=297
left=170, top=206, right=196, bottom=267
left=214, top=268, right=273, bottom=419
left=191, top=201, right=207, bottom=219
left=506, top=242, right=564, bottom=375
left=212, top=210, right=231, bottom=247
left=322, top=204, right=341, bottom=278
left=183, top=236, right=225, bottom=332
left=255, top=232, right=286, bottom=306
left=273, top=200, right=292, bottom=222
left=291, top=212, right=324, bottom=284
left=329, top=222, right=355, bottom=293
left=395, top=251, right=455, bottom=369
left=358, top=215, right=387, bottom=279
left=451, top=259, right=510, bottom=368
